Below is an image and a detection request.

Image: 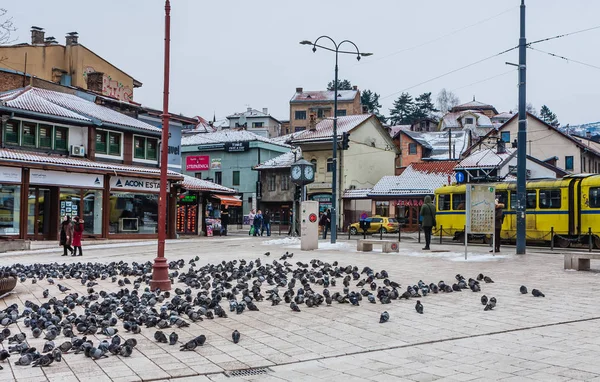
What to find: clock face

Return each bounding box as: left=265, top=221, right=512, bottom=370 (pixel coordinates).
left=304, top=166, right=314, bottom=180
left=291, top=166, right=302, bottom=180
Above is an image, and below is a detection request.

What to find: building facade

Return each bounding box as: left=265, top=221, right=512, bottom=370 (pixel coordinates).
left=226, top=107, right=281, bottom=138
left=287, top=87, right=362, bottom=135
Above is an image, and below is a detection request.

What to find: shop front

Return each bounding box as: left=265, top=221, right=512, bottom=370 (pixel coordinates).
left=394, top=197, right=425, bottom=232
left=309, top=193, right=332, bottom=213
left=176, top=192, right=200, bottom=235
left=0, top=166, right=22, bottom=237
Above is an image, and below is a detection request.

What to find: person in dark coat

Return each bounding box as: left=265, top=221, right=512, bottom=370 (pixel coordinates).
left=59, top=215, right=74, bottom=256
left=253, top=210, right=263, bottom=237
left=71, top=216, right=84, bottom=256
left=492, top=198, right=505, bottom=253
left=220, top=205, right=229, bottom=236
left=420, top=196, right=436, bottom=250
left=320, top=209, right=331, bottom=239
left=262, top=210, right=271, bottom=236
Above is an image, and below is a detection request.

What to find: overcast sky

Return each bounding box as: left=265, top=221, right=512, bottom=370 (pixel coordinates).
left=7, top=0, right=600, bottom=125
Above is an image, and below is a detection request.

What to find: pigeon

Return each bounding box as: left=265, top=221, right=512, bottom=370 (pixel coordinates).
left=264, top=252, right=270, bottom=256
left=119, top=345, right=133, bottom=357
left=0, top=349, right=9, bottom=361
left=520, top=285, right=528, bottom=294
left=481, top=295, right=488, bottom=306
left=194, top=335, right=206, bottom=346
left=14, top=353, right=34, bottom=366
left=43, top=340, right=55, bottom=353
left=484, top=303, right=494, bottom=311
left=489, top=297, right=497, bottom=308
left=32, top=353, right=54, bottom=367
left=58, top=341, right=72, bottom=353
left=57, top=284, right=70, bottom=293
left=477, top=273, right=484, bottom=281
left=232, top=330, right=240, bottom=344
left=532, top=289, right=545, bottom=297
left=169, top=332, right=178, bottom=345
left=154, top=331, right=168, bottom=343
left=290, top=302, right=301, bottom=312
left=379, top=311, right=389, bottom=323
left=483, top=276, right=494, bottom=283
left=415, top=300, right=423, bottom=314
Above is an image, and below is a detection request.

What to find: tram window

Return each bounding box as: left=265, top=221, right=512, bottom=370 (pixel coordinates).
left=526, top=191, right=537, bottom=209
left=496, top=191, right=508, bottom=209
left=438, top=194, right=450, bottom=211
left=590, top=188, right=600, bottom=208
left=453, top=194, right=466, bottom=210
left=510, top=191, right=517, bottom=210
left=539, top=189, right=561, bottom=209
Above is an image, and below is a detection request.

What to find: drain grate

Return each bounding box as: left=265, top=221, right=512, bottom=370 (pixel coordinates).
left=228, top=367, right=270, bottom=377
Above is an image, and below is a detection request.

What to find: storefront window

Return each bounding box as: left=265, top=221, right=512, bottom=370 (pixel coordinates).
left=0, top=185, right=20, bottom=235
left=375, top=201, right=389, bottom=217
left=59, top=188, right=81, bottom=221
left=109, top=192, right=159, bottom=234
left=83, top=190, right=103, bottom=235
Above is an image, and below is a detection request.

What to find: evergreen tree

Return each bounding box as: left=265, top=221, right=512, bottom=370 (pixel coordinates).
left=361, top=89, right=387, bottom=123
left=389, top=93, right=415, bottom=125
left=327, top=79, right=353, bottom=91
left=413, top=92, right=438, bottom=120
left=539, top=105, right=560, bottom=127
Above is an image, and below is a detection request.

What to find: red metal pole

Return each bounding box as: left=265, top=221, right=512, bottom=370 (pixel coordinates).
left=151, top=0, right=172, bottom=291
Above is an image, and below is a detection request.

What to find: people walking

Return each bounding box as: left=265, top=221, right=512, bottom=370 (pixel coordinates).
left=248, top=209, right=256, bottom=236
left=420, top=196, right=436, bottom=250
left=72, top=216, right=84, bottom=256
left=492, top=198, right=505, bottom=253
left=60, top=215, right=74, bottom=256
left=221, top=205, right=229, bottom=236
left=262, top=210, right=271, bottom=236
left=253, top=210, right=263, bottom=237
left=320, top=209, right=331, bottom=239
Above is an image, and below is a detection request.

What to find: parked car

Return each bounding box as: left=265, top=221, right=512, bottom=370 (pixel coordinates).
left=348, top=216, right=399, bottom=235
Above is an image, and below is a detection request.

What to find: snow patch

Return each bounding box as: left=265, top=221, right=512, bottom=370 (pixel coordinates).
left=402, top=251, right=508, bottom=262
left=262, top=237, right=300, bottom=246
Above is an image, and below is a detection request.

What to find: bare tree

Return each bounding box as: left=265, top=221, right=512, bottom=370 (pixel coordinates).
left=0, top=8, right=16, bottom=45
left=436, top=88, right=460, bottom=114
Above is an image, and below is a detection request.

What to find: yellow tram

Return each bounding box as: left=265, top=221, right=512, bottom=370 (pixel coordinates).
left=434, top=174, right=600, bottom=248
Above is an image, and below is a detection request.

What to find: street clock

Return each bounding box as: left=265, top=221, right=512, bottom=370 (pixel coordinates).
left=290, top=158, right=315, bottom=185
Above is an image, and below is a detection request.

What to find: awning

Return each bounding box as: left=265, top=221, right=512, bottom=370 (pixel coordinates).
left=212, top=194, right=242, bottom=207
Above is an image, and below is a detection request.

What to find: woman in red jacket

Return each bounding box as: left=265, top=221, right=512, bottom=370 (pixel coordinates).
left=72, top=216, right=84, bottom=256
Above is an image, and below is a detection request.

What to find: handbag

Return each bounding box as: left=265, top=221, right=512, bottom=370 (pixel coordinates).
left=249, top=226, right=255, bottom=236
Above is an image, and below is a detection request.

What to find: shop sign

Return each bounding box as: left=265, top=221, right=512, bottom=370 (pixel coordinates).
left=186, top=155, right=210, bottom=171
left=167, top=126, right=182, bottom=170
left=395, top=199, right=424, bottom=207
left=179, top=193, right=198, bottom=204
left=30, top=169, right=103, bottom=188
left=310, top=194, right=332, bottom=202
left=0, top=166, right=21, bottom=183
left=376, top=201, right=390, bottom=206
left=308, top=183, right=332, bottom=189
left=225, top=141, right=249, bottom=152
left=211, top=158, right=222, bottom=170
left=110, top=176, right=166, bottom=192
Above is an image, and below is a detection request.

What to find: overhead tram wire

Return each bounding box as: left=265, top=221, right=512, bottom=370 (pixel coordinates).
left=450, top=70, right=515, bottom=92
left=528, top=46, right=600, bottom=71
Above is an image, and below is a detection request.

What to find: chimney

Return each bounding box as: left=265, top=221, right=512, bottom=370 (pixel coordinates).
left=262, top=107, right=268, bottom=115
left=31, top=26, right=45, bottom=45
left=247, top=107, right=252, bottom=112
left=86, top=72, right=104, bottom=93
left=362, top=105, right=368, bottom=114
left=353, top=85, right=358, bottom=90
left=309, top=114, right=317, bottom=131
left=296, top=87, right=303, bottom=93
left=497, top=139, right=506, bottom=154
left=44, top=36, right=58, bottom=45
left=66, top=32, right=79, bottom=46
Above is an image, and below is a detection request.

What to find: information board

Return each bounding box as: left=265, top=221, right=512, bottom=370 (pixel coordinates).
left=466, top=185, right=496, bottom=234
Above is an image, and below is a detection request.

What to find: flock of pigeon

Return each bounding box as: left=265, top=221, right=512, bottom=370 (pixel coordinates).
left=0, top=251, right=545, bottom=372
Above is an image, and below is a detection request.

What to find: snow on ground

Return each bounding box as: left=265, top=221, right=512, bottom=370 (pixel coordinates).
left=403, top=250, right=509, bottom=262
left=262, top=237, right=300, bottom=246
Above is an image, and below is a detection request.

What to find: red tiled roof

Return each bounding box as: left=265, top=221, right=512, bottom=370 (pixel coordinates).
left=0, top=148, right=182, bottom=179
left=410, top=161, right=460, bottom=174
left=290, top=114, right=372, bottom=143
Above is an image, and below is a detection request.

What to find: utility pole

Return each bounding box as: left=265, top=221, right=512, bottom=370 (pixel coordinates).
left=516, top=0, right=527, bottom=255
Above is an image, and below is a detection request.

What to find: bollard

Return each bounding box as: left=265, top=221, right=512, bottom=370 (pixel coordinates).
left=589, top=227, right=593, bottom=253
left=418, top=225, right=421, bottom=244
left=348, top=226, right=351, bottom=240
left=440, top=225, right=443, bottom=244
left=363, top=229, right=367, bottom=240
left=380, top=227, right=383, bottom=240
left=398, top=224, right=401, bottom=243
left=550, top=227, right=554, bottom=251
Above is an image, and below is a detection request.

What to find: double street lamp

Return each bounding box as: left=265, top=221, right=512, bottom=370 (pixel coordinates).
left=300, top=37, right=372, bottom=243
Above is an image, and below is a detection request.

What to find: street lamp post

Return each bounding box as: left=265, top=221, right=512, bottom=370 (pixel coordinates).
left=151, top=0, right=172, bottom=291
left=300, top=37, right=372, bottom=243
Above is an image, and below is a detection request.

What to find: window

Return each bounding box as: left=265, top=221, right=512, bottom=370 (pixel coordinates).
left=408, top=143, right=417, bottom=155
left=501, top=131, right=511, bottom=142
left=268, top=174, right=276, bottom=191
left=453, top=193, right=466, bottom=210
left=375, top=201, right=389, bottom=217
left=134, top=136, right=158, bottom=160
left=317, top=109, right=325, bottom=118
left=565, top=156, right=574, bottom=171
left=336, top=109, right=347, bottom=117
left=294, top=127, right=306, bottom=132
left=326, top=158, right=334, bottom=172
left=4, top=120, right=19, bottom=144
left=497, top=191, right=509, bottom=210
left=252, top=122, right=263, bottom=128
left=0, top=185, right=20, bottom=235
left=22, top=122, right=36, bottom=146
left=526, top=191, right=537, bottom=209
left=38, top=124, right=52, bottom=149
left=232, top=171, right=240, bottom=186
left=465, top=117, right=474, bottom=125
left=295, top=110, right=307, bottom=120
left=109, top=132, right=121, bottom=156
left=438, top=194, right=451, bottom=211
left=539, top=189, right=561, bottom=209
left=214, top=171, right=222, bottom=185
left=194, top=173, right=202, bottom=179
left=96, top=132, right=107, bottom=154
left=590, top=188, right=600, bottom=208
left=54, top=127, right=68, bottom=150
left=109, top=192, right=158, bottom=234
left=281, top=174, right=290, bottom=191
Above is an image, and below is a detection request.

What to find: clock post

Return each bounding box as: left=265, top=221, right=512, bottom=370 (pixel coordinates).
left=290, top=158, right=315, bottom=237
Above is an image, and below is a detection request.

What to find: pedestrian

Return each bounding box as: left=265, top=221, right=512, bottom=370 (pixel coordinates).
left=253, top=210, right=263, bottom=237
left=320, top=209, right=331, bottom=239
left=59, top=215, right=74, bottom=256
left=492, top=198, right=505, bottom=253
left=221, top=205, right=229, bottom=236
left=72, top=216, right=84, bottom=256
left=248, top=209, right=256, bottom=236
left=262, top=210, right=271, bottom=236
left=420, top=196, right=436, bottom=250
left=288, top=212, right=294, bottom=236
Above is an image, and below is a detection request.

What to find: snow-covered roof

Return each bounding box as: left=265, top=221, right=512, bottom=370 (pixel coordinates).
left=0, top=86, right=161, bottom=133
left=400, top=130, right=470, bottom=159
left=369, top=161, right=457, bottom=196
left=456, top=148, right=515, bottom=169
left=255, top=149, right=301, bottom=170
left=290, top=114, right=372, bottom=143
left=179, top=174, right=236, bottom=193
left=181, top=129, right=291, bottom=148
left=343, top=188, right=372, bottom=199
left=491, top=112, right=515, bottom=121
left=227, top=108, right=279, bottom=122
left=290, top=90, right=358, bottom=103
left=388, top=125, right=411, bottom=138
left=440, top=110, right=493, bottom=136
left=451, top=100, right=498, bottom=114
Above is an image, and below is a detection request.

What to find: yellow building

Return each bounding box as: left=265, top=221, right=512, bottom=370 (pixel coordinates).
left=0, top=27, right=142, bottom=101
